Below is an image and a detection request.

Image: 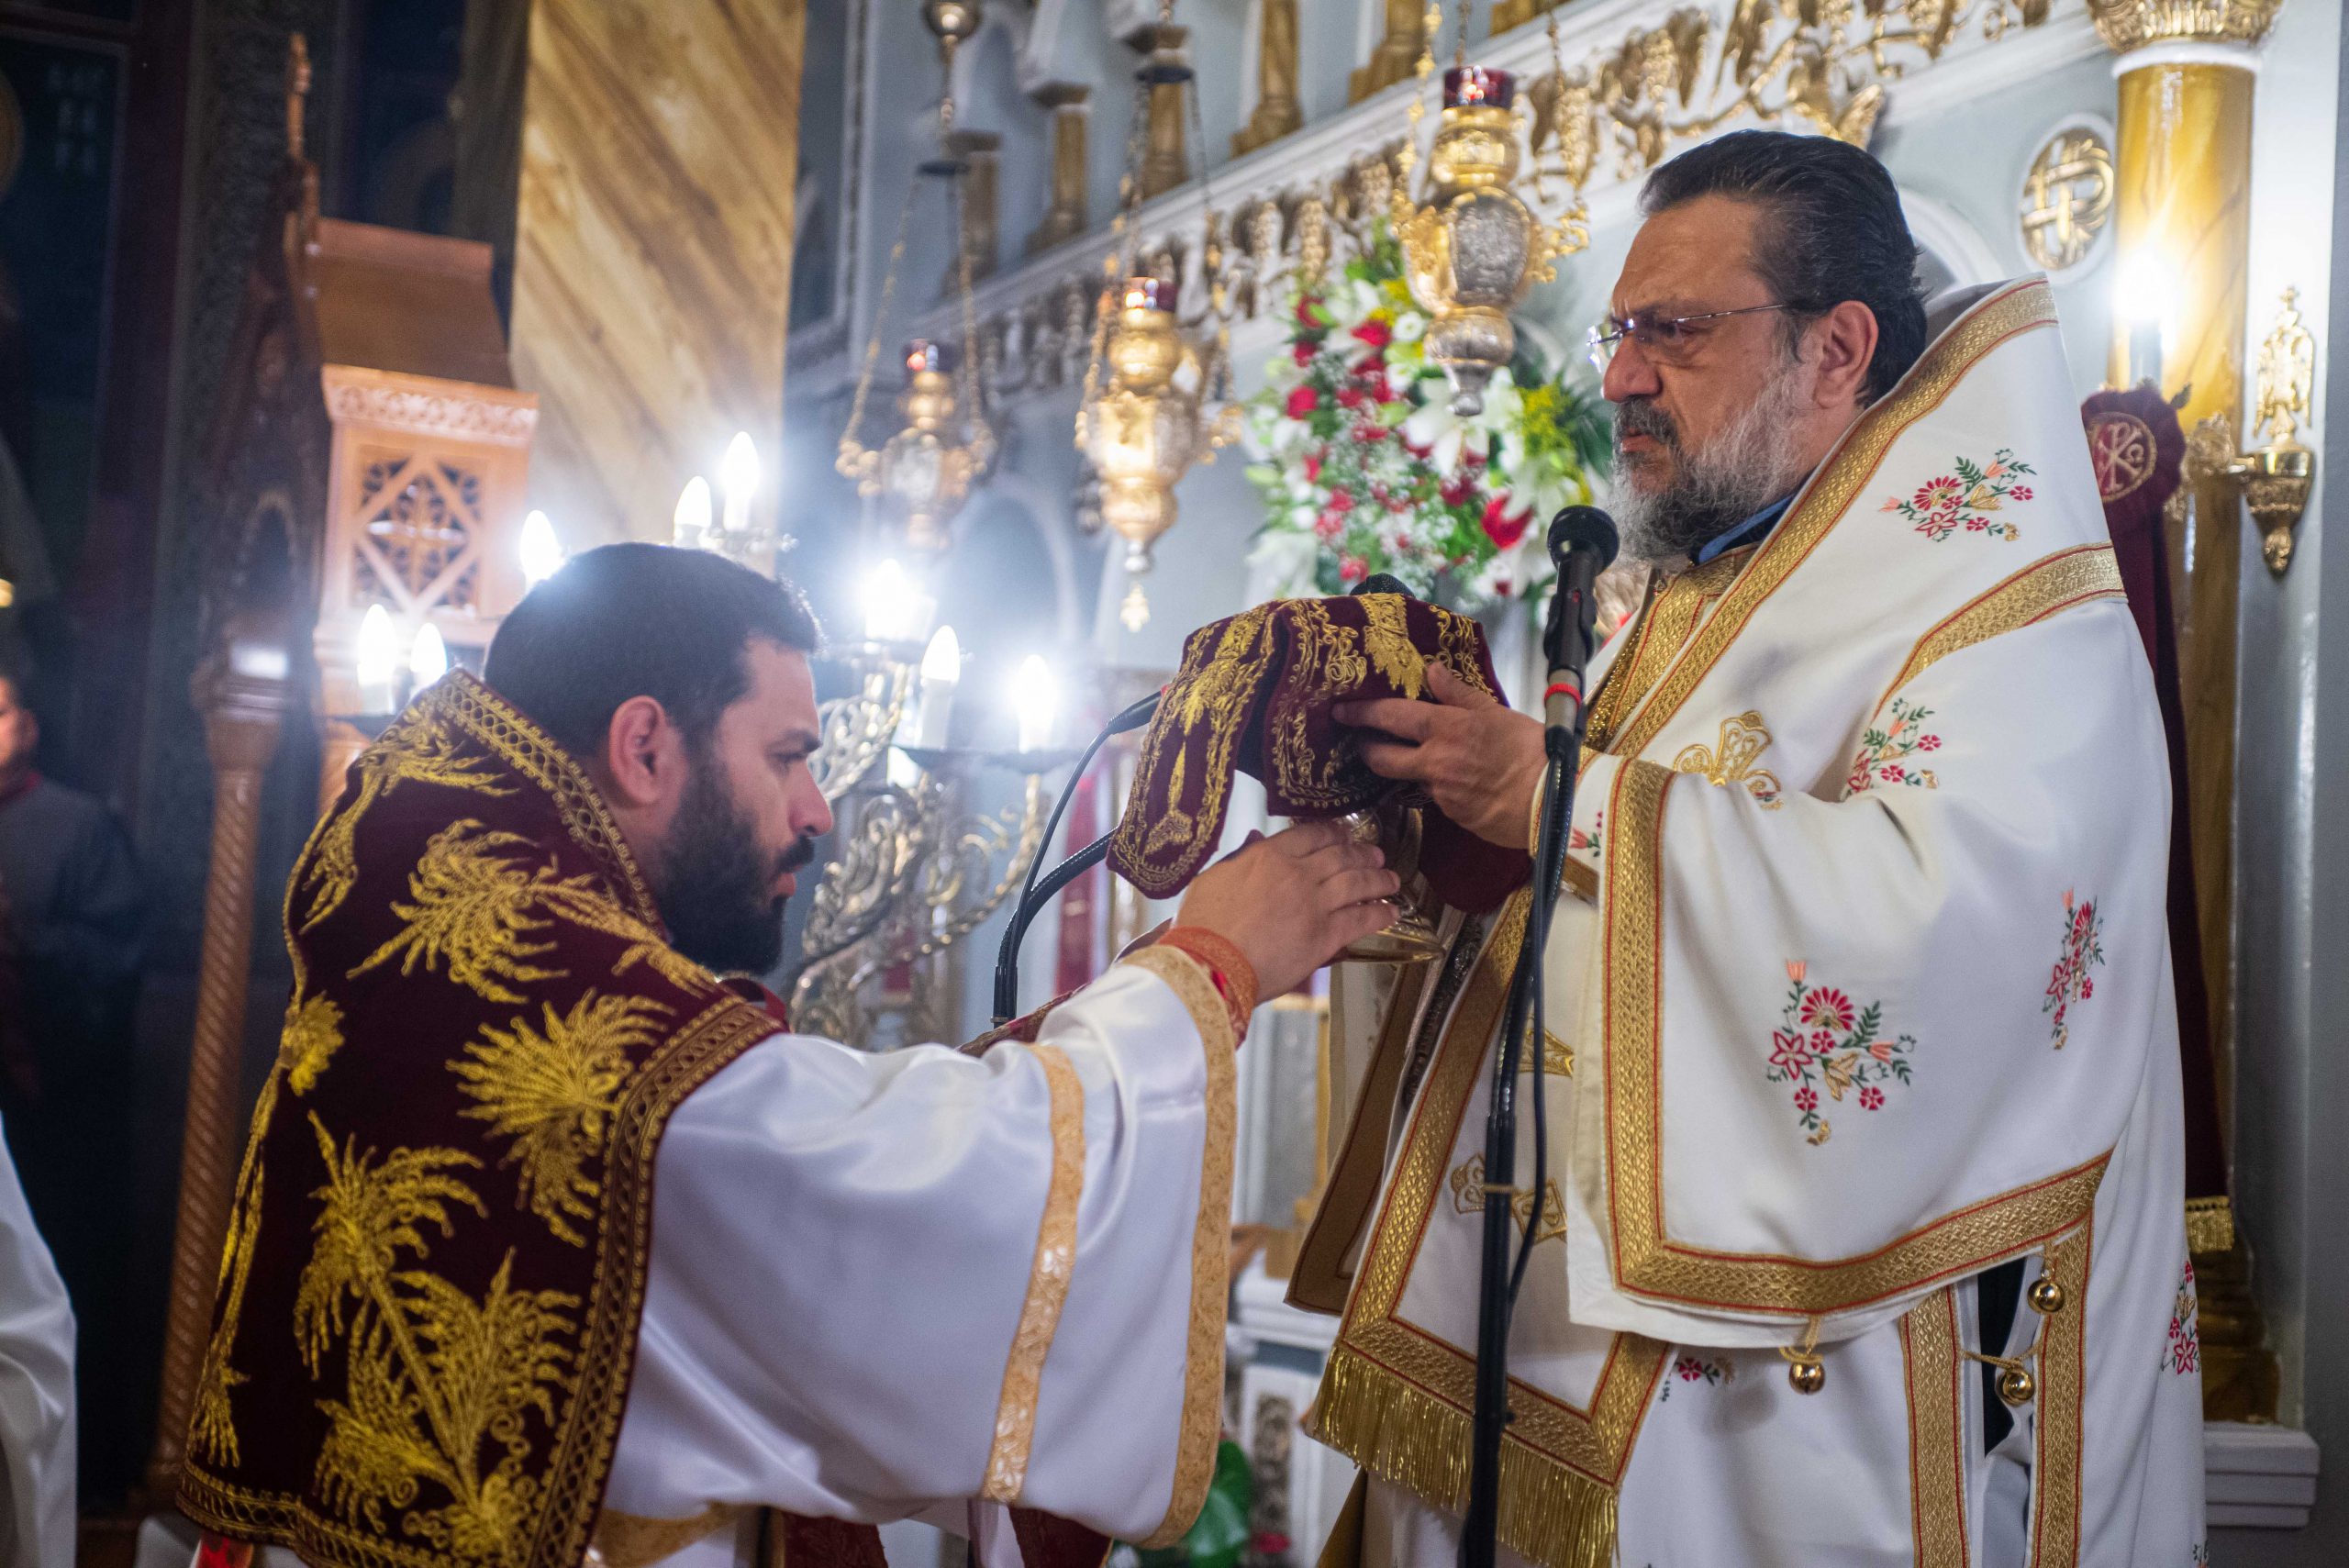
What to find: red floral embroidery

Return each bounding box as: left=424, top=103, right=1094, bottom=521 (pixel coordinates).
left=1878, top=448, right=2036, bottom=542
left=1847, top=698, right=1943, bottom=795
left=1766, top=961, right=1917, bottom=1145
left=1568, top=809, right=1604, bottom=862
left=2165, top=1260, right=2199, bottom=1377
left=2043, top=889, right=2107, bottom=1049
left=1657, top=1353, right=1733, bottom=1401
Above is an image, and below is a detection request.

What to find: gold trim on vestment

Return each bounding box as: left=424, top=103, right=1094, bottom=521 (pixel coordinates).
left=1901, top=1290, right=1971, bottom=1568
left=1288, top=960, right=1435, bottom=1316
left=1308, top=891, right=1667, bottom=1568
left=1595, top=280, right=2062, bottom=772
left=2029, top=1225, right=2091, bottom=1567
left=983, top=1042, right=1087, bottom=1502
left=1119, top=948, right=1239, bottom=1548
left=2184, top=1195, right=2236, bottom=1255
left=1875, top=544, right=2126, bottom=714
left=1598, top=757, right=2109, bottom=1313
left=1582, top=550, right=1748, bottom=755
left=592, top=1505, right=742, bottom=1568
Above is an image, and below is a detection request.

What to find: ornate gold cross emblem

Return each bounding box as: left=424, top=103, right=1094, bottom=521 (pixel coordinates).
left=1673, top=711, right=1783, bottom=807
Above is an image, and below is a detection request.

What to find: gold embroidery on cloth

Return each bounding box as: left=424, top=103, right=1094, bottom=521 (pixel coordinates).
left=1309, top=892, right=1668, bottom=1568
left=2184, top=1195, right=2235, bottom=1255
left=1361, top=594, right=1428, bottom=698
left=1447, top=1153, right=1566, bottom=1246
left=2028, top=1222, right=2091, bottom=1568
left=592, top=1506, right=743, bottom=1568
left=356, top=823, right=707, bottom=1005
left=1671, top=711, right=1783, bottom=807
left=1598, top=758, right=2109, bottom=1312
left=191, top=1162, right=266, bottom=1467
left=282, top=993, right=349, bottom=1095
left=1899, top=1289, right=1970, bottom=1568
left=304, top=707, right=518, bottom=931
left=1120, top=947, right=1240, bottom=1548
left=1583, top=551, right=1746, bottom=754
left=982, top=1043, right=1087, bottom=1502
left=1876, top=544, right=2125, bottom=714
left=453, top=994, right=673, bottom=1247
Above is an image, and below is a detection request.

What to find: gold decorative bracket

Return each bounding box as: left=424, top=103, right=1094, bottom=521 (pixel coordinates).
left=2207, top=288, right=2318, bottom=574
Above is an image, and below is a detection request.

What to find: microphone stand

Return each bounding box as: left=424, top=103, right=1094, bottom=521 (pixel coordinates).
left=1460, top=548, right=1603, bottom=1568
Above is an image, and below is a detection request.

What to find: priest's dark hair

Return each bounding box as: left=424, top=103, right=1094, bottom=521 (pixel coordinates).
left=1641, top=129, right=1927, bottom=405
left=486, top=541, right=821, bottom=763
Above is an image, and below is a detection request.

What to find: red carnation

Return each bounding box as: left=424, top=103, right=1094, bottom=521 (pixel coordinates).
left=1302, top=453, right=1321, bottom=483
left=1352, top=317, right=1393, bottom=350
left=1295, top=296, right=1322, bottom=328
left=1337, top=384, right=1366, bottom=409
left=1293, top=340, right=1316, bottom=366
left=1328, top=486, right=1354, bottom=513
left=1440, top=475, right=1475, bottom=508
left=1286, top=384, right=1319, bottom=418
left=1339, top=554, right=1368, bottom=583
left=1481, top=494, right=1531, bottom=550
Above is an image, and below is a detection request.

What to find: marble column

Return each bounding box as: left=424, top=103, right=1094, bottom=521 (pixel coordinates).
left=1232, top=0, right=1305, bottom=158
left=143, top=639, right=291, bottom=1497
left=1027, top=84, right=1090, bottom=255
left=945, top=129, right=1001, bottom=293
left=2094, top=0, right=2284, bottom=1423
left=457, top=0, right=806, bottom=549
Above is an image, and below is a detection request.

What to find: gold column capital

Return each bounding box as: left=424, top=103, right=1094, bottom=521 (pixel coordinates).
left=2089, top=0, right=2283, bottom=56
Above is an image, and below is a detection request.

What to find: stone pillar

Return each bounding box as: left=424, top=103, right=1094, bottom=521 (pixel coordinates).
left=455, top=0, right=807, bottom=547
left=1137, top=26, right=1190, bottom=200
left=1232, top=0, right=1304, bottom=157
left=1027, top=84, right=1090, bottom=255
left=2093, top=0, right=2284, bottom=1423
left=945, top=129, right=1001, bottom=294
left=1350, top=0, right=1426, bottom=104
left=143, top=639, right=292, bottom=1496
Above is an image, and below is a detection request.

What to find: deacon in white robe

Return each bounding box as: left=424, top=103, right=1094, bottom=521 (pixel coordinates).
left=1300, top=133, right=2202, bottom=1568
left=0, top=1118, right=74, bottom=1568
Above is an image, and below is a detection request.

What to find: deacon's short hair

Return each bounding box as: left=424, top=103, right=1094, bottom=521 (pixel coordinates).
left=485, top=542, right=821, bottom=763
left=1642, top=129, right=1928, bottom=405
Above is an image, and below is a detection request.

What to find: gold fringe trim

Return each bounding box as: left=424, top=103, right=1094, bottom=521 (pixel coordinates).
left=2185, top=1195, right=2236, bottom=1256
left=1306, top=1344, right=1618, bottom=1568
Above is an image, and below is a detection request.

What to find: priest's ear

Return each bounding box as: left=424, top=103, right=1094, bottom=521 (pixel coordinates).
left=599, top=695, right=691, bottom=815
left=1803, top=299, right=1880, bottom=413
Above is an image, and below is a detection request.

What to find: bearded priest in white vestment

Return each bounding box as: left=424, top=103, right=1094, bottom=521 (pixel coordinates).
left=1300, top=132, right=2204, bottom=1568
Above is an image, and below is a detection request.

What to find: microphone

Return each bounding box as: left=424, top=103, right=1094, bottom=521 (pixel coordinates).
left=1541, top=506, right=1619, bottom=733
left=990, top=687, right=1163, bottom=1024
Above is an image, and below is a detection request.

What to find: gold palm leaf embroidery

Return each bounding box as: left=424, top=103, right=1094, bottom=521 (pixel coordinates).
left=281, top=991, right=348, bottom=1095
left=452, top=994, right=670, bottom=1246
left=351, top=823, right=578, bottom=1005
left=304, top=711, right=516, bottom=932
left=295, top=1112, right=486, bottom=1373
left=191, top=1162, right=265, bottom=1467
left=353, top=821, right=707, bottom=1005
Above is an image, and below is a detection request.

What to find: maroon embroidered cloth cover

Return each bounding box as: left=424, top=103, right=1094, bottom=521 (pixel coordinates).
left=177, top=673, right=778, bottom=1568
left=1108, top=593, right=1529, bottom=913
left=2081, top=384, right=2226, bottom=1211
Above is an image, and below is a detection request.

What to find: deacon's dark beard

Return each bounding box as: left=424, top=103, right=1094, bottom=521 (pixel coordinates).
left=1611, top=365, right=1811, bottom=564
left=652, top=752, right=818, bottom=977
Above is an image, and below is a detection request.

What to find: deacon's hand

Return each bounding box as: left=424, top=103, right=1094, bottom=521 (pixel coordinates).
left=1175, top=821, right=1399, bottom=1000
left=1336, top=662, right=1545, bottom=851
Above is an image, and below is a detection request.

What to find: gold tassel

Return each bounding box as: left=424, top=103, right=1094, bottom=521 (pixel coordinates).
left=2185, top=1195, right=2236, bottom=1255
left=1307, top=1344, right=1620, bottom=1568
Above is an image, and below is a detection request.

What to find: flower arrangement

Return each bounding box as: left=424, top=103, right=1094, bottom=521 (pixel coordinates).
left=1241, top=226, right=1609, bottom=617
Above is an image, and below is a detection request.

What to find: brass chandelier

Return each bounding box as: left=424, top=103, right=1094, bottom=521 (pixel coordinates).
left=836, top=1, right=997, bottom=551
left=1075, top=0, right=1240, bottom=632
left=1391, top=1, right=1587, bottom=414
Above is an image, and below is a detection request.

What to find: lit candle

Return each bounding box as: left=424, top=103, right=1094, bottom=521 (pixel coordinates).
left=673, top=476, right=713, bottom=550
left=410, top=623, right=450, bottom=689
left=865, top=559, right=913, bottom=643
left=518, top=509, right=564, bottom=587
left=2117, top=251, right=2173, bottom=392
left=1012, top=654, right=1058, bottom=753
left=355, top=604, right=400, bottom=715
left=720, top=431, right=760, bottom=540
left=916, top=626, right=961, bottom=748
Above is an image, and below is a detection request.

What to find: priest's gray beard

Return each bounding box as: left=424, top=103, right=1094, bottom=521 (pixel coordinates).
left=1612, top=363, right=1813, bottom=563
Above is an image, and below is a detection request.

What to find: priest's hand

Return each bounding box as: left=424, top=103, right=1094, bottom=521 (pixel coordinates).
left=1176, top=821, right=1399, bottom=999
left=1337, top=662, right=1545, bottom=851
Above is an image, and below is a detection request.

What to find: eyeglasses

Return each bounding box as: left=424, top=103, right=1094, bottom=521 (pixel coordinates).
left=1586, top=302, right=1803, bottom=373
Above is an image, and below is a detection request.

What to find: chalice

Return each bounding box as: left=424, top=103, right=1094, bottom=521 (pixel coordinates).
left=1333, top=796, right=1445, bottom=964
